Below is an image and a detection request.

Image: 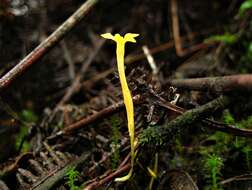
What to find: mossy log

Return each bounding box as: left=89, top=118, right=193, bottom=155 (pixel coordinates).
left=140, top=95, right=230, bottom=146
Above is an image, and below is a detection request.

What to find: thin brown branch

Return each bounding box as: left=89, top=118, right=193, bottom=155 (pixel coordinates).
left=142, top=95, right=231, bottom=146
left=84, top=163, right=131, bottom=190
left=55, top=36, right=107, bottom=109
left=48, top=28, right=112, bottom=123
left=84, top=151, right=132, bottom=190
left=82, top=68, right=114, bottom=89
left=203, top=119, right=252, bottom=137
left=153, top=92, right=252, bottom=137
left=31, top=153, right=90, bottom=190
left=60, top=40, right=75, bottom=81
left=0, top=0, right=98, bottom=92
left=56, top=95, right=141, bottom=135
left=170, top=74, right=252, bottom=92
left=171, top=0, right=183, bottom=56
left=220, top=173, right=252, bottom=185
left=164, top=95, right=230, bottom=132
left=170, top=0, right=210, bottom=57
left=125, top=28, right=215, bottom=64
left=125, top=41, right=174, bottom=64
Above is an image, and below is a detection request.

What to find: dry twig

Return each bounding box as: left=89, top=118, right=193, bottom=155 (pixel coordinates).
left=170, top=74, right=252, bottom=92
left=220, top=174, right=252, bottom=185
left=153, top=91, right=252, bottom=137
left=142, top=95, right=231, bottom=146
left=54, top=95, right=141, bottom=135
left=170, top=0, right=209, bottom=56
left=54, top=35, right=108, bottom=110
left=0, top=0, right=98, bottom=92
left=84, top=163, right=131, bottom=190
left=84, top=153, right=132, bottom=190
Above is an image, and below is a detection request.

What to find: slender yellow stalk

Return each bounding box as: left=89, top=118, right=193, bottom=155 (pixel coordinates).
left=148, top=153, right=158, bottom=190
left=101, top=33, right=139, bottom=181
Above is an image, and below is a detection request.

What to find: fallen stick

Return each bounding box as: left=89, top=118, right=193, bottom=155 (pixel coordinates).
left=220, top=173, right=252, bottom=185
left=0, top=0, right=98, bottom=92
left=84, top=163, right=131, bottom=190
left=171, top=0, right=183, bottom=56
left=203, top=119, right=252, bottom=137
left=163, top=95, right=230, bottom=137
left=32, top=153, right=90, bottom=190
left=84, top=152, right=132, bottom=190
left=170, top=74, right=252, bottom=92
left=56, top=95, right=141, bottom=135
left=49, top=35, right=108, bottom=122
left=155, top=95, right=252, bottom=137
left=141, top=95, right=231, bottom=145
left=170, top=0, right=208, bottom=57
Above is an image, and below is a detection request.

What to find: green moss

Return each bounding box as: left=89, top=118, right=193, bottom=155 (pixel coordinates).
left=204, top=154, right=223, bottom=190
left=239, top=41, right=252, bottom=72
left=15, top=126, right=30, bottom=152
left=139, top=126, right=164, bottom=147
left=222, top=110, right=235, bottom=125
left=65, top=167, right=80, bottom=190
left=212, top=111, right=252, bottom=170
left=242, top=145, right=252, bottom=171
left=238, top=115, right=252, bottom=128
left=15, top=109, right=38, bottom=153
left=20, top=109, right=38, bottom=123
left=109, top=115, right=121, bottom=169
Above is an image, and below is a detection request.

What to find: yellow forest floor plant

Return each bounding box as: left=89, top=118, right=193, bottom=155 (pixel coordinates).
left=101, top=33, right=139, bottom=181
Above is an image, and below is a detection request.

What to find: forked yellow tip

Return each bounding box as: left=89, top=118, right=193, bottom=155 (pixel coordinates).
left=101, top=33, right=139, bottom=43
left=101, top=33, right=115, bottom=40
